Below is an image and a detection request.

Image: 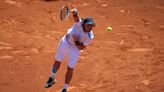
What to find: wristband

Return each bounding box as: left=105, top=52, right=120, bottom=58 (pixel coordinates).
left=75, top=41, right=80, bottom=46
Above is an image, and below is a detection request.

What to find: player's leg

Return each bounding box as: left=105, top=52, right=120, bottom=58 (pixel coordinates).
left=45, top=42, right=67, bottom=88
left=61, top=49, right=80, bottom=91
left=50, top=60, right=61, bottom=79
left=44, top=60, right=61, bottom=88
left=60, top=67, right=73, bottom=92
left=65, top=67, right=74, bottom=87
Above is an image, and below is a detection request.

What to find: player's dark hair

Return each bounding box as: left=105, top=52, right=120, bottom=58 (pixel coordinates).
left=81, top=17, right=96, bottom=26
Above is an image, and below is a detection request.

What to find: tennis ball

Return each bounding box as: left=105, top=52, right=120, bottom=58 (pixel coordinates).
left=107, top=26, right=112, bottom=31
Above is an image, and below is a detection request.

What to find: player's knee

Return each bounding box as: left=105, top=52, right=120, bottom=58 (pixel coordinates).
left=55, top=60, right=61, bottom=64
left=54, top=60, right=61, bottom=69
left=67, top=66, right=74, bottom=71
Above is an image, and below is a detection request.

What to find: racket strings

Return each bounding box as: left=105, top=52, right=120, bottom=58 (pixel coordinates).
left=61, top=6, right=69, bottom=20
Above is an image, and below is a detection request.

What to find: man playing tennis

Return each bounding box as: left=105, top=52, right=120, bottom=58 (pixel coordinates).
left=44, top=8, right=96, bottom=92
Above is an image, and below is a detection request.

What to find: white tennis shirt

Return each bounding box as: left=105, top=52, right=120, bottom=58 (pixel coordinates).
left=55, top=20, right=94, bottom=68
left=61, top=21, right=94, bottom=49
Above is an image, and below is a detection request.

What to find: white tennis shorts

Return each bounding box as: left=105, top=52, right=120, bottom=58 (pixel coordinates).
left=55, top=40, right=80, bottom=69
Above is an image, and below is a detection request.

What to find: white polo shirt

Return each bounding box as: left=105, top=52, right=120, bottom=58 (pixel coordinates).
left=62, top=20, right=94, bottom=49
left=55, top=21, right=94, bottom=68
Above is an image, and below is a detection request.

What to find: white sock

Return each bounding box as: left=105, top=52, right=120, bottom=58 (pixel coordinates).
left=50, top=72, right=56, bottom=79
left=63, top=83, right=69, bottom=89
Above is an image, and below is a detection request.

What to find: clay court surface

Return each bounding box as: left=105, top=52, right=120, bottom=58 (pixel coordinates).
left=0, top=0, right=164, bottom=92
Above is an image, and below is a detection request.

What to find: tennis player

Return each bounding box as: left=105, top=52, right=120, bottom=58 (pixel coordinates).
left=44, top=8, right=96, bottom=92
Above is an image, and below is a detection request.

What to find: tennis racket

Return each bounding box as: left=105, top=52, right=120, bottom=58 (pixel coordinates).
left=60, top=5, right=71, bottom=21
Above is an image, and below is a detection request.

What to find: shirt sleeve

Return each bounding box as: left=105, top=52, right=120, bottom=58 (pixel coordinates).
left=83, top=31, right=94, bottom=46
left=83, top=39, right=92, bottom=46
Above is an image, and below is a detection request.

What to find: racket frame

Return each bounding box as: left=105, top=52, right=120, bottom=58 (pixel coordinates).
left=60, top=5, right=70, bottom=21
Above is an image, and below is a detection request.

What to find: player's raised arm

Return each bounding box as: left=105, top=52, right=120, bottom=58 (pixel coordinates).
left=70, top=8, right=79, bottom=23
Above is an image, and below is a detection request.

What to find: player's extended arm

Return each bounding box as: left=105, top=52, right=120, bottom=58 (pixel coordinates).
left=72, top=35, right=86, bottom=50
left=76, top=41, right=86, bottom=50
left=70, top=9, right=79, bottom=23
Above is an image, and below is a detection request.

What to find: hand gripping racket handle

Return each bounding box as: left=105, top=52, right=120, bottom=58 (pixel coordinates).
left=60, top=5, right=78, bottom=21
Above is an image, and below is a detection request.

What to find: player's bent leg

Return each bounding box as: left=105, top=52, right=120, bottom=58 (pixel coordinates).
left=61, top=67, right=74, bottom=92
left=60, top=49, right=79, bottom=91
left=65, top=67, right=74, bottom=84
left=44, top=60, right=61, bottom=88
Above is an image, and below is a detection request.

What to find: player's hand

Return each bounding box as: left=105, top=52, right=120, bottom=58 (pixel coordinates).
left=70, top=8, right=79, bottom=23
left=70, top=8, right=77, bottom=13
left=70, top=8, right=78, bottom=17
